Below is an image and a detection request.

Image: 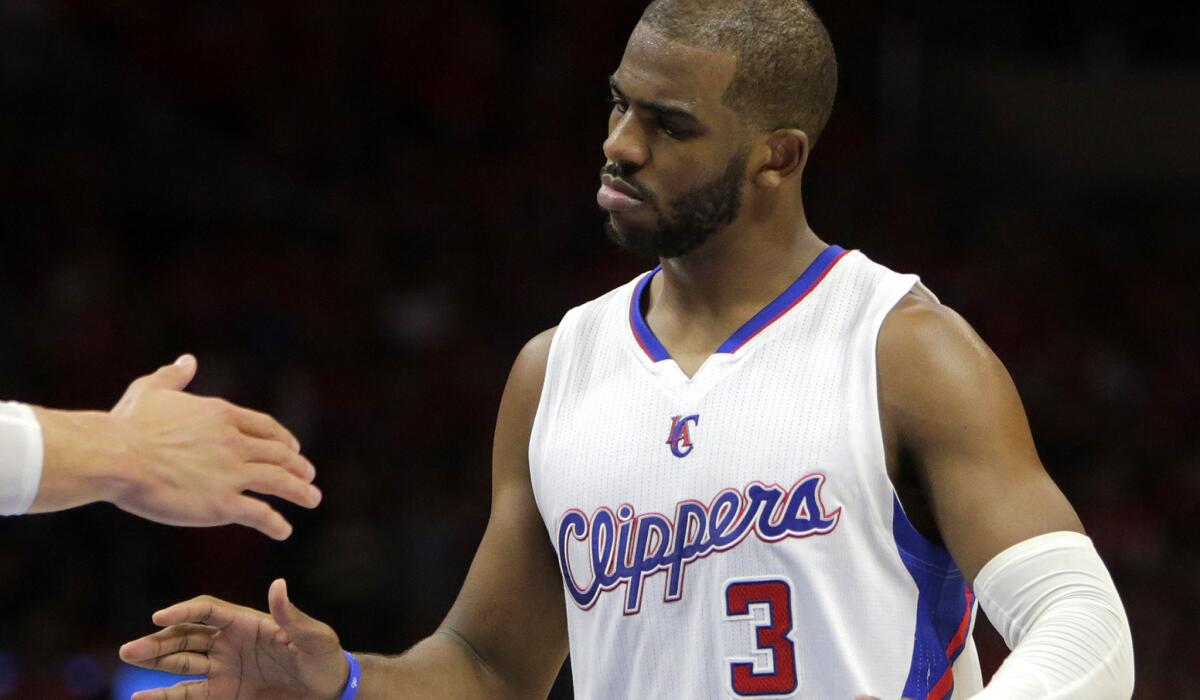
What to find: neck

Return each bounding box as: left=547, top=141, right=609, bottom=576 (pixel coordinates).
left=652, top=208, right=827, bottom=323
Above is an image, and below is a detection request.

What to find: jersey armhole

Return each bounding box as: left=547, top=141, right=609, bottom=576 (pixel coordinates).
left=862, top=273, right=959, bottom=570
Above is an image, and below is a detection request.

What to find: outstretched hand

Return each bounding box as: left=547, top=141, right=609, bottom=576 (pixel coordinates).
left=108, top=355, right=321, bottom=539
left=120, top=579, right=349, bottom=700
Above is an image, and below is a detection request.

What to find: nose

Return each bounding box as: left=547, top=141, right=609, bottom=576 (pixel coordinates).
left=603, top=111, right=649, bottom=172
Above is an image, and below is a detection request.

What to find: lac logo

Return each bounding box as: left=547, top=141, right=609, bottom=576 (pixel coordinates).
left=666, top=414, right=700, bottom=458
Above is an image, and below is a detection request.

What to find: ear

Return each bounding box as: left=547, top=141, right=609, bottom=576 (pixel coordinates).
left=753, top=129, right=810, bottom=189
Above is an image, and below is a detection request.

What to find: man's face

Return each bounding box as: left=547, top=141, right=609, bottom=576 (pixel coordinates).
left=599, top=24, right=750, bottom=259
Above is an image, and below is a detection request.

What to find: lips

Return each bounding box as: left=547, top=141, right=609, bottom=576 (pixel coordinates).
left=598, top=174, right=645, bottom=212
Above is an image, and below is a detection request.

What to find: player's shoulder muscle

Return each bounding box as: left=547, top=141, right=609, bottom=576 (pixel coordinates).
left=503, top=327, right=557, bottom=422
left=876, top=293, right=1021, bottom=452
left=878, top=294, right=1083, bottom=582
left=879, top=293, right=1001, bottom=383
left=492, top=327, right=558, bottom=483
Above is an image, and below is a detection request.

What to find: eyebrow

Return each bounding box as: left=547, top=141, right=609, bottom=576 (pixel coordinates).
left=609, top=75, right=704, bottom=126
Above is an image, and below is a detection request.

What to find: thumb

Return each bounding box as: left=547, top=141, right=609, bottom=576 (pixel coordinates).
left=268, top=579, right=333, bottom=651
left=142, top=354, right=199, bottom=391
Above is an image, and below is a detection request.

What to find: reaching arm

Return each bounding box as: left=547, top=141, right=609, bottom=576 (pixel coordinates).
left=354, top=327, right=568, bottom=698
left=121, top=330, right=569, bottom=699
left=4, top=354, right=319, bottom=540
left=877, top=296, right=1133, bottom=698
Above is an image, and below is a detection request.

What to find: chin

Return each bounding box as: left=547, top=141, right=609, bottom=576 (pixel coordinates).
left=603, top=218, right=662, bottom=261
left=602, top=213, right=635, bottom=238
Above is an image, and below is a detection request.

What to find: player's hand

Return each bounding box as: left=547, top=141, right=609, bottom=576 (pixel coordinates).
left=109, top=354, right=320, bottom=540
left=120, top=579, right=349, bottom=700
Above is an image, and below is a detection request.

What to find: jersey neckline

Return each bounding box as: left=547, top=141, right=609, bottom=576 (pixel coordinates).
left=629, top=245, right=850, bottom=363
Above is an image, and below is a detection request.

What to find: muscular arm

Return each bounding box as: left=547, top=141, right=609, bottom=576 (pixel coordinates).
left=354, top=328, right=567, bottom=698
left=878, top=295, right=1082, bottom=581
left=878, top=295, right=1133, bottom=698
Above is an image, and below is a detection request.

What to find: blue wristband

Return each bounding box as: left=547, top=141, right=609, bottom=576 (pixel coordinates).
left=339, top=650, right=361, bottom=700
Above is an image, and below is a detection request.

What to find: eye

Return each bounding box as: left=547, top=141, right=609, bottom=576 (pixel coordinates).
left=660, top=122, right=690, bottom=140
left=608, top=96, right=628, bottom=114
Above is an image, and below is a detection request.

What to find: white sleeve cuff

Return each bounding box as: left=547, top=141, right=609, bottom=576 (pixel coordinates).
left=0, top=402, right=44, bottom=515
left=971, top=531, right=1134, bottom=699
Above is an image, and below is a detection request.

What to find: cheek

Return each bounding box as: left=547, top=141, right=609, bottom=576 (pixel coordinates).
left=645, top=151, right=712, bottom=201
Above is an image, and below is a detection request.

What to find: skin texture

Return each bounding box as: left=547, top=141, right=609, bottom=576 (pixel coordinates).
left=119, top=578, right=349, bottom=700
left=29, top=354, right=319, bottom=540
left=877, top=296, right=1082, bottom=581
left=120, top=331, right=565, bottom=700
left=121, top=22, right=1087, bottom=700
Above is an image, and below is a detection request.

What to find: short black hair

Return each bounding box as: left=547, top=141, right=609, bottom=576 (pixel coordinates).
left=640, top=0, right=838, bottom=143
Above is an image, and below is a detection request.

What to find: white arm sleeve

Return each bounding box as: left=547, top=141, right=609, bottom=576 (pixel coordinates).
left=971, top=531, right=1134, bottom=699
left=0, top=402, right=44, bottom=515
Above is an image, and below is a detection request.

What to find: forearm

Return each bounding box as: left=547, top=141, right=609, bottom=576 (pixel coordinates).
left=0, top=403, right=127, bottom=515
left=355, top=629, right=514, bottom=700
left=25, top=406, right=131, bottom=513
left=972, top=532, right=1134, bottom=699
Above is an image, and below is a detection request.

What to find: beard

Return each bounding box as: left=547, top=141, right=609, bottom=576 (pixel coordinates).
left=603, top=147, right=749, bottom=260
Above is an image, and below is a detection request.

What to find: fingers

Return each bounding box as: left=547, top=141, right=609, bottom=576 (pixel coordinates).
left=131, top=679, right=208, bottom=700
left=127, top=651, right=213, bottom=676
left=240, top=436, right=315, bottom=481
left=150, top=595, right=251, bottom=629
left=230, top=495, right=293, bottom=541
left=119, top=624, right=217, bottom=663
left=117, top=355, right=199, bottom=410
left=143, top=355, right=199, bottom=392
left=229, top=409, right=314, bottom=481
left=233, top=405, right=302, bottom=454
left=268, top=578, right=292, bottom=626
left=245, top=464, right=322, bottom=509
left=268, top=578, right=337, bottom=652
left=268, top=578, right=302, bottom=632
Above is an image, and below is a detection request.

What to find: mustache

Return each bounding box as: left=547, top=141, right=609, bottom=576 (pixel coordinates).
left=600, top=163, right=652, bottom=201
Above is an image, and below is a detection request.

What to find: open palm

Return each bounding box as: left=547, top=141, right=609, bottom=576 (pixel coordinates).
left=120, top=579, right=348, bottom=700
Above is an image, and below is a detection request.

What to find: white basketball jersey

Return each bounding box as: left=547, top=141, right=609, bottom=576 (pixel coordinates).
left=529, top=246, right=983, bottom=700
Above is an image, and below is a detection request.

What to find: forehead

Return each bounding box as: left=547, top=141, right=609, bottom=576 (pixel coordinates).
left=613, top=23, right=738, bottom=114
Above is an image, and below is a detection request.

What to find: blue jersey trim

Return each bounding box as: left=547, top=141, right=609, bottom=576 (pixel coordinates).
left=629, top=246, right=846, bottom=363
left=893, top=495, right=973, bottom=700
left=630, top=266, right=671, bottom=362
left=717, top=245, right=846, bottom=354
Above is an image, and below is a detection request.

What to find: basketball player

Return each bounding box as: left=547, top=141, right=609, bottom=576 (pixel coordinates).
left=1, top=354, right=319, bottom=540
left=119, top=1, right=1134, bottom=697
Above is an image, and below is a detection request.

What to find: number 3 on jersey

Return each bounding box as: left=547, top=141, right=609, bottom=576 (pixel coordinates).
left=724, top=578, right=798, bottom=697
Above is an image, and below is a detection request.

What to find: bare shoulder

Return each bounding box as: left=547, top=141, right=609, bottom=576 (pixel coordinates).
left=875, top=290, right=1031, bottom=476
left=493, top=327, right=559, bottom=465
left=877, top=294, right=1082, bottom=580
left=504, top=327, right=558, bottom=412
left=515, top=327, right=558, bottom=370
left=877, top=293, right=1007, bottom=405
left=880, top=293, right=993, bottom=367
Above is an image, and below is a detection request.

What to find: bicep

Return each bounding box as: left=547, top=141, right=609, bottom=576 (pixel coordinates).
left=879, top=298, right=1082, bottom=583
left=440, top=329, right=568, bottom=698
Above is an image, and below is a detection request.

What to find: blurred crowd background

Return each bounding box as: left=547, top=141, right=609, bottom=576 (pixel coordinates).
left=0, top=0, right=1196, bottom=697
